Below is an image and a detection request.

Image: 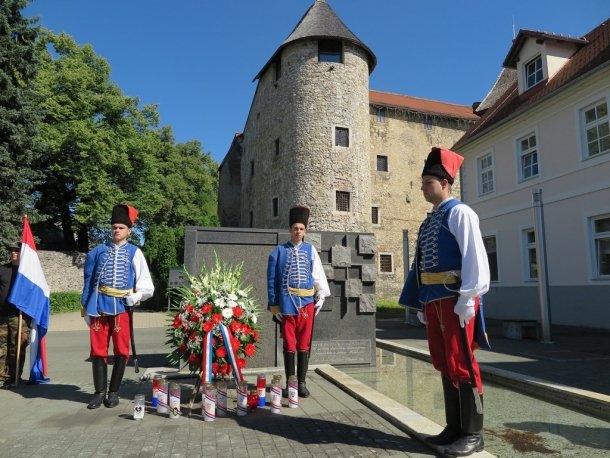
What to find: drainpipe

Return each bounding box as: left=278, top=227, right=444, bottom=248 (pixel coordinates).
left=532, top=189, right=552, bottom=343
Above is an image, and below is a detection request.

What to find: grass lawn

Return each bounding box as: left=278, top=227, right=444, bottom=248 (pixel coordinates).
left=376, top=299, right=406, bottom=319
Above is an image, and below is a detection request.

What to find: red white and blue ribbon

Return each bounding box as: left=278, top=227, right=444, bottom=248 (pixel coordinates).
left=200, top=323, right=243, bottom=383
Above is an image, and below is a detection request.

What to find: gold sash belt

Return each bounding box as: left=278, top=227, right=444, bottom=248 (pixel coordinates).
left=288, top=286, right=315, bottom=297
left=420, top=271, right=460, bottom=285
left=98, top=286, right=131, bottom=298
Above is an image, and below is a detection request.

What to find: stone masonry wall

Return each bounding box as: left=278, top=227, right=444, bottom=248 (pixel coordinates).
left=369, top=109, right=472, bottom=299
left=38, top=250, right=85, bottom=293
left=241, top=39, right=372, bottom=233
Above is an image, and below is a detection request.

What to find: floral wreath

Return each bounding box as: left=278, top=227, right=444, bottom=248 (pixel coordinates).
left=167, top=255, right=261, bottom=379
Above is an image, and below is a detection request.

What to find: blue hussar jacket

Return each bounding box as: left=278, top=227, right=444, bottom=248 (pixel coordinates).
left=81, top=242, right=138, bottom=316
left=267, top=241, right=315, bottom=315
left=399, top=199, right=491, bottom=350
left=399, top=199, right=462, bottom=309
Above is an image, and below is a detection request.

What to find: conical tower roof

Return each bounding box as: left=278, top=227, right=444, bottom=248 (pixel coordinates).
left=254, top=0, right=376, bottom=80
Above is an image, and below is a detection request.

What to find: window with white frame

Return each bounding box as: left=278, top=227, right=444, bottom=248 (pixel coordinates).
left=483, top=236, right=498, bottom=282
left=592, top=215, right=610, bottom=277
left=524, top=229, right=538, bottom=280
left=581, top=99, right=609, bottom=158
left=525, top=55, right=543, bottom=89
left=478, top=154, right=494, bottom=195
left=376, top=107, right=386, bottom=123
left=379, top=253, right=393, bottom=273
left=518, top=133, right=538, bottom=181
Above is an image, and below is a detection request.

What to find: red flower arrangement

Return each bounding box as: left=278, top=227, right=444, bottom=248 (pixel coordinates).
left=167, top=257, right=261, bottom=378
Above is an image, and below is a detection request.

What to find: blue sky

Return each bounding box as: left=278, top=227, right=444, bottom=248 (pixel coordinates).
left=24, top=0, right=608, bottom=164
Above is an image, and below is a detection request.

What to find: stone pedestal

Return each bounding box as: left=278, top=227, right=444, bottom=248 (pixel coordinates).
left=182, top=227, right=377, bottom=367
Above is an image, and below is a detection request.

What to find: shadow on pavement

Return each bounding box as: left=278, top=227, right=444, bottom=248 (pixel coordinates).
left=237, top=410, right=431, bottom=454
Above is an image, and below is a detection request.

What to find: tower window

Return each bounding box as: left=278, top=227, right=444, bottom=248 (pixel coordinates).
left=272, top=197, right=279, bottom=218
left=250, top=160, right=254, bottom=177
left=336, top=191, right=350, bottom=212
left=335, top=127, right=349, bottom=147
left=274, top=57, right=281, bottom=82
left=275, top=138, right=280, bottom=156
left=318, top=39, right=343, bottom=63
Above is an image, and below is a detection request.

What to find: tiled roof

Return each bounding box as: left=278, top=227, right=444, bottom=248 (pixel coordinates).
left=255, top=0, right=376, bottom=81
left=455, top=18, right=610, bottom=149
left=369, top=90, right=479, bottom=120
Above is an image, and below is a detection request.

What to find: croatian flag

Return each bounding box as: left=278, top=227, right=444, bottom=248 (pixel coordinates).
left=8, top=215, right=51, bottom=383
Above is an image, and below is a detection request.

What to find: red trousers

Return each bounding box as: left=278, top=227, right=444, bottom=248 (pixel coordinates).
left=424, top=296, right=483, bottom=394
left=281, top=302, right=314, bottom=352
left=89, top=312, right=131, bottom=360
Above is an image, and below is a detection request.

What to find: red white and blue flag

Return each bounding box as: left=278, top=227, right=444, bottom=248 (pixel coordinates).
left=8, top=215, right=50, bottom=383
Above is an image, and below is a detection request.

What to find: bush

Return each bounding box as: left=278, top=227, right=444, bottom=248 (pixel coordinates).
left=50, top=291, right=82, bottom=315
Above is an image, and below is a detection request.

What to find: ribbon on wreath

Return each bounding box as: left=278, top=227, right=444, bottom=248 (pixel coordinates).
left=201, top=323, right=244, bottom=383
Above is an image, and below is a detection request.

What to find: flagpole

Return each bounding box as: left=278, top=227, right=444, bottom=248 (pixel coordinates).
left=15, top=312, right=23, bottom=387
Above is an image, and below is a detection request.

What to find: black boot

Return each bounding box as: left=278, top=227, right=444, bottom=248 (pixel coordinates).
left=426, top=377, right=461, bottom=445
left=297, top=350, right=310, bottom=398
left=282, top=351, right=295, bottom=397
left=87, top=357, right=107, bottom=409
left=104, top=357, right=127, bottom=408
left=445, top=382, right=484, bottom=457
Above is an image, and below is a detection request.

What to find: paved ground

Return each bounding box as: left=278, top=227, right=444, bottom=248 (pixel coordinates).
left=0, top=311, right=445, bottom=458
left=1, top=311, right=609, bottom=457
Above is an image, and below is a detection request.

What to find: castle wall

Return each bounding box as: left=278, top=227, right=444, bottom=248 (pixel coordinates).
left=369, top=108, right=472, bottom=298
left=240, top=39, right=372, bottom=232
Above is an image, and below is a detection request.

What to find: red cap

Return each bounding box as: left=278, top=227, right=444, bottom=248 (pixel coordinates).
left=421, top=147, right=464, bottom=184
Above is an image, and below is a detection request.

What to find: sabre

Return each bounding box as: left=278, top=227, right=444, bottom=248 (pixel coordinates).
left=127, top=308, right=139, bottom=373
left=458, top=316, right=483, bottom=414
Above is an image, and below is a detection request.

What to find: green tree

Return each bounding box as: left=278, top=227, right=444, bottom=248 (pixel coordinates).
left=34, top=32, right=163, bottom=250
left=0, top=0, right=42, bottom=252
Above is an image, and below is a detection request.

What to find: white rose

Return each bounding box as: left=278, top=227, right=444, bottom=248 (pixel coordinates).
left=214, top=298, right=226, bottom=308
left=227, top=300, right=237, bottom=308
left=228, top=293, right=238, bottom=301
left=222, top=308, right=234, bottom=319
left=251, top=314, right=258, bottom=324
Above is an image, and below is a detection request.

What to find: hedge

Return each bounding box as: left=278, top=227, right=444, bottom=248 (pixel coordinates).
left=50, top=291, right=82, bottom=315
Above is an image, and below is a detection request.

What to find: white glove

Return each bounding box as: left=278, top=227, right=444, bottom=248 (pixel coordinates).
left=417, top=311, right=427, bottom=325
left=274, top=312, right=283, bottom=323
left=125, top=291, right=143, bottom=307
left=454, top=299, right=475, bottom=328
left=314, top=298, right=324, bottom=316
left=83, top=315, right=91, bottom=327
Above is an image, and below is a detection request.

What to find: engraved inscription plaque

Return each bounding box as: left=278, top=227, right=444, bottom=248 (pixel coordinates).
left=309, top=339, right=372, bottom=365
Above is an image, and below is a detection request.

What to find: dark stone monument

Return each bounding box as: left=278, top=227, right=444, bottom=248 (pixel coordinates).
left=182, top=227, right=377, bottom=368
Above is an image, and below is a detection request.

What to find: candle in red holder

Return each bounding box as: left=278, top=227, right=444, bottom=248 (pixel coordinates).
left=247, top=390, right=259, bottom=410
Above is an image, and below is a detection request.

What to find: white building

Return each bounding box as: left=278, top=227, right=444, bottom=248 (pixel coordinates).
left=454, top=19, right=610, bottom=330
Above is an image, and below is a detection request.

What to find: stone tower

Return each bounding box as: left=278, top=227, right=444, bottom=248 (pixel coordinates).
left=238, top=0, right=376, bottom=231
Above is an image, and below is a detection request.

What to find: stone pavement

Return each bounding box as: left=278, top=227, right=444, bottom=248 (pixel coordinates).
left=0, top=311, right=466, bottom=458
left=5, top=310, right=610, bottom=457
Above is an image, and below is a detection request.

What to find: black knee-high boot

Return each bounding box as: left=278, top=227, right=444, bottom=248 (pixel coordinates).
left=444, top=382, right=484, bottom=457
left=282, top=351, right=295, bottom=397
left=297, top=350, right=310, bottom=398
left=104, top=357, right=127, bottom=408
left=87, top=357, right=107, bottom=409
left=426, top=377, right=461, bottom=445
